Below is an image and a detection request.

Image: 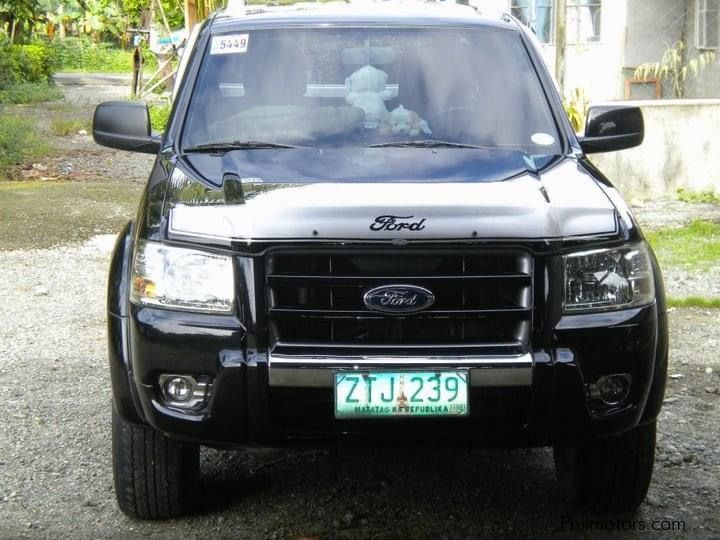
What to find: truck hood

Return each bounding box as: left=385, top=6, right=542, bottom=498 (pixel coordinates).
left=168, top=149, right=619, bottom=244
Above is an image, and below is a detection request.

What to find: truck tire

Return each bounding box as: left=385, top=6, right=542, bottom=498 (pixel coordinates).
left=553, top=421, right=656, bottom=513
left=112, top=406, right=200, bottom=519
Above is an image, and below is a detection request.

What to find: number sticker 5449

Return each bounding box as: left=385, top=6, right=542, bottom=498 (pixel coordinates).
left=210, top=34, right=249, bottom=55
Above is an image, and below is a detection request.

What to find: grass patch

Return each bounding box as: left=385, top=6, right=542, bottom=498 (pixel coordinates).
left=0, top=115, right=49, bottom=180
left=50, top=117, right=90, bottom=136
left=0, top=181, right=143, bottom=250
left=676, top=187, right=720, bottom=205
left=645, top=220, right=720, bottom=269
left=0, top=82, right=64, bottom=105
left=667, top=297, right=720, bottom=309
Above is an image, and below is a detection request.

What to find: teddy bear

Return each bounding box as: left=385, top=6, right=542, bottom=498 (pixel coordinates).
left=383, top=105, right=432, bottom=137
left=345, top=65, right=394, bottom=127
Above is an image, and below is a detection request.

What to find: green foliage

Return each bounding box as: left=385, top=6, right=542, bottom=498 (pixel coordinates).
left=122, top=0, right=184, bottom=28
left=15, top=42, right=56, bottom=81
left=0, top=39, right=59, bottom=104
left=0, top=114, right=48, bottom=179
left=635, top=41, right=716, bottom=98
left=51, top=37, right=158, bottom=73
left=563, top=87, right=588, bottom=133
left=41, top=0, right=127, bottom=42
left=0, top=0, right=43, bottom=40
left=0, top=82, right=63, bottom=104
left=667, top=296, right=720, bottom=309
left=645, top=220, right=720, bottom=269
left=0, top=39, right=57, bottom=87
left=148, top=103, right=171, bottom=132
left=76, top=0, right=123, bottom=41
left=122, top=0, right=147, bottom=19
left=676, top=187, right=720, bottom=205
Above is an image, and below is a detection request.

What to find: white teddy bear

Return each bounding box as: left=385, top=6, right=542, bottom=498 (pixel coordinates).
left=384, top=105, right=432, bottom=137
left=345, top=65, right=394, bottom=127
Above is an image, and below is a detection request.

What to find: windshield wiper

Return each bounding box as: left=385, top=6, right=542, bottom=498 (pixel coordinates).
left=183, top=141, right=304, bottom=153
left=368, top=140, right=491, bottom=149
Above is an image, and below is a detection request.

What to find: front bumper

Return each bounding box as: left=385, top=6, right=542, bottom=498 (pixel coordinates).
left=110, top=301, right=661, bottom=448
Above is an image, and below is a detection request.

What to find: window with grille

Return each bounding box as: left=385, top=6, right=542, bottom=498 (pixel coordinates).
left=697, top=0, right=719, bottom=49
left=511, top=0, right=554, bottom=43
left=567, top=0, right=602, bottom=43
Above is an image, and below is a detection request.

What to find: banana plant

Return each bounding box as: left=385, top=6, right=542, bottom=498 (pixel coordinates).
left=76, top=0, right=123, bottom=41
left=634, top=41, right=716, bottom=98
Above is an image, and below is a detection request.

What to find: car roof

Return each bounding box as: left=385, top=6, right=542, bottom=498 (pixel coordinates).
left=210, top=1, right=516, bottom=32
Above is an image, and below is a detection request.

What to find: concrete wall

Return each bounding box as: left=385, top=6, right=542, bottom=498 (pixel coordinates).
left=589, top=99, right=720, bottom=199
left=624, top=0, right=685, bottom=68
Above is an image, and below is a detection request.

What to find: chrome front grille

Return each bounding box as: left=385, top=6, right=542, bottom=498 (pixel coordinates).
left=265, top=249, right=533, bottom=356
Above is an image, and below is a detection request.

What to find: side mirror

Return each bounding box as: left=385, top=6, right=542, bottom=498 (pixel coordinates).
left=93, top=101, right=161, bottom=154
left=579, top=105, right=644, bottom=154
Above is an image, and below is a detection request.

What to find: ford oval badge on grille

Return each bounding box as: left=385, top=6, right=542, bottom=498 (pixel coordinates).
left=363, top=285, right=435, bottom=314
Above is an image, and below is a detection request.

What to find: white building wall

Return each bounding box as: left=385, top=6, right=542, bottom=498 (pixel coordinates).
left=545, top=0, right=628, bottom=102
left=472, top=0, right=628, bottom=102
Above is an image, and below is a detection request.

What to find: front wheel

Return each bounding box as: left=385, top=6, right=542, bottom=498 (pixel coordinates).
left=553, top=421, right=656, bottom=513
left=112, top=406, right=200, bottom=519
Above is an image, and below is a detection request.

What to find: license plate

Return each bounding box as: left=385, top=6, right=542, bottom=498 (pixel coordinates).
left=334, top=371, right=469, bottom=418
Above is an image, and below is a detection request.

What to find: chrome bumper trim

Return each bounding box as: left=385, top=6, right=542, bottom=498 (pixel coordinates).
left=268, top=353, right=533, bottom=388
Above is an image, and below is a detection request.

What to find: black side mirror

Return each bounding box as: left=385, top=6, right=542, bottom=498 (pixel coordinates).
left=579, top=105, right=644, bottom=154
left=93, top=101, right=161, bottom=154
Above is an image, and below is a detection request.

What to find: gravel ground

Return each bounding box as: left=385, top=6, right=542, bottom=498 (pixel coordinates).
left=630, top=199, right=720, bottom=230
left=10, top=83, right=155, bottom=185
left=0, top=83, right=719, bottom=539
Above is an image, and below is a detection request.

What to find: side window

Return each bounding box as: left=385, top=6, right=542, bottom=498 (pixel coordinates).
left=697, top=0, right=719, bottom=50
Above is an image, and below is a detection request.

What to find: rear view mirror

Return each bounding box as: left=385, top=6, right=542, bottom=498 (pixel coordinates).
left=579, top=105, right=644, bottom=154
left=93, top=101, right=161, bottom=154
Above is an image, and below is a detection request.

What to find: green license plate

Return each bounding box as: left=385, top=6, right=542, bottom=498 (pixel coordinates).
left=334, top=371, right=469, bottom=418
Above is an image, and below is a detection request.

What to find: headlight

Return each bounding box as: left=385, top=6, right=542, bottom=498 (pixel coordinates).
left=131, top=240, right=234, bottom=313
left=564, top=242, right=655, bottom=313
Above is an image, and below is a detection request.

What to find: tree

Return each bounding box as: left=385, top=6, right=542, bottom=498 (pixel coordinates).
left=0, top=0, right=43, bottom=42
left=123, top=0, right=184, bottom=29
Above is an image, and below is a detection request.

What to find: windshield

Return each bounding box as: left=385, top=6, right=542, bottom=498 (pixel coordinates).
left=182, top=26, right=561, bottom=153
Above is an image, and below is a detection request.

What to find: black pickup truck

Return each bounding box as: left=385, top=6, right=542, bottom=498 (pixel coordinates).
left=94, top=2, right=667, bottom=519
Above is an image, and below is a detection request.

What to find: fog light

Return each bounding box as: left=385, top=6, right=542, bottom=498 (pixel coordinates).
left=591, top=374, right=631, bottom=406
left=158, top=374, right=211, bottom=410
left=163, top=377, right=193, bottom=402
